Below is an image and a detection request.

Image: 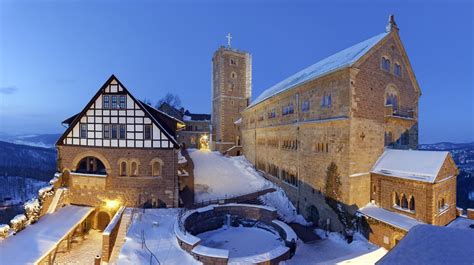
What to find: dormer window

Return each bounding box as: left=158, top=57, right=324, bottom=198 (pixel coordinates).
left=394, top=63, right=401, bottom=76
left=382, top=57, right=391, bottom=71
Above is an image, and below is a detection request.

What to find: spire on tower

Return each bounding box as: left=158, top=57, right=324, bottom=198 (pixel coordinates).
left=386, top=14, right=399, bottom=32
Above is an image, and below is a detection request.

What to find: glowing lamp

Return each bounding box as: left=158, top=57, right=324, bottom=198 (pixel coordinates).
left=105, top=199, right=120, bottom=210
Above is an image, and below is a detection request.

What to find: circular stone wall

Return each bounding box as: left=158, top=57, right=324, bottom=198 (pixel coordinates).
left=175, top=204, right=297, bottom=265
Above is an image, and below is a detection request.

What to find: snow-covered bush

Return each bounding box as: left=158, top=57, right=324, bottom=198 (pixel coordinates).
left=10, top=214, right=27, bottom=233
left=24, top=198, right=41, bottom=224
left=38, top=185, right=54, bottom=203
left=0, top=224, right=10, bottom=238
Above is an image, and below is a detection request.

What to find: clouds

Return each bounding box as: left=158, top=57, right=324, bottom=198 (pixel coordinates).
left=0, top=86, right=18, bottom=95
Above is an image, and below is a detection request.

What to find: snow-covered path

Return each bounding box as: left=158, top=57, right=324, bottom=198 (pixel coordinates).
left=190, top=149, right=271, bottom=202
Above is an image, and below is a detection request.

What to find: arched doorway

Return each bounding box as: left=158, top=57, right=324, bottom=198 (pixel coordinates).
left=97, top=211, right=111, bottom=231
left=307, top=205, right=320, bottom=226
left=76, top=156, right=107, bottom=175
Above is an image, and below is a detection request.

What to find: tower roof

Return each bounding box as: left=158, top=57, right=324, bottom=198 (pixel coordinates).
left=248, top=31, right=389, bottom=108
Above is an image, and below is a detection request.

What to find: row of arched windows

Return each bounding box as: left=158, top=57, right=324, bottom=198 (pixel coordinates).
left=393, top=192, right=415, bottom=212
left=381, top=57, right=402, bottom=77
left=119, top=158, right=163, bottom=177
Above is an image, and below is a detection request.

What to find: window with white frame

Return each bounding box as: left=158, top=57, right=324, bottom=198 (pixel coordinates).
left=119, top=95, right=126, bottom=109
left=104, top=124, right=110, bottom=139
left=103, top=95, right=110, bottom=109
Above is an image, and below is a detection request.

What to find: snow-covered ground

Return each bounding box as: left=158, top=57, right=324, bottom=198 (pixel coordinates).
left=198, top=225, right=284, bottom=258
left=117, top=208, right=199, bottom=265
left=118, top=208, right=385, bottom=265
left=190, top=149, right=306, bottom=224
left=284, top=230, right=387, bottom=265
left=190, top=149, right=272, bottom=202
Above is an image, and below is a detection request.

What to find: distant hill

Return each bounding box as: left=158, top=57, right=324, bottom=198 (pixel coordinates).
left=0, top=141, right=56, bottom=182
left=0, top=133, right=61, bottom=148
left=419, top=142, right=474, bottom=210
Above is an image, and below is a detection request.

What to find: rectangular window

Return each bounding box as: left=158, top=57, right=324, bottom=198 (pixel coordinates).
left=119, top=124, right=126, bottom=139
left=321, top=94, right=332, bottom=107
left=103, top=95, right=110, bottom=109
left=111, top=96, right=117, bottom=109
left=80, top=124, right=87, bottom=139
left=111, top=124, right=118, bottom=139
left=119, top=95, right=126, bottom=109
left=144, top=125, right=152, bottom=140
left=302, top=100, right=310, bottom=112
left=104, top=125, right=110, bottom=139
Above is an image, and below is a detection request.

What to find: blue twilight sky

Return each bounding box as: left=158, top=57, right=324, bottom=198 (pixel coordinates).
left=0, top=0, right=473, bottom=144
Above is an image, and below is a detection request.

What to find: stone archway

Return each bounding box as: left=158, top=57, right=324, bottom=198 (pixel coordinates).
left=71, top=151, right=112, bottom=174
left=307, top=205, right=320, bottom=225
left=97, top=211, right=111, bottom=231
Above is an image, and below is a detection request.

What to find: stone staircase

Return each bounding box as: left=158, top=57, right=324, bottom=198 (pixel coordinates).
left=108, top=208, right=133, bottom=263
left=46, top=187, right=66, bottom=214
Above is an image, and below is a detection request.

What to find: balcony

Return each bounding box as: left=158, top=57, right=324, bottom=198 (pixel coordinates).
left=70, top=172, right=107, bottom=190
left=385, top=105, right=414, bottom=120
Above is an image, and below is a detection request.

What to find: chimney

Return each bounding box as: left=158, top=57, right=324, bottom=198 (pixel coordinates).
left=385, top=14, right=399, bottom=33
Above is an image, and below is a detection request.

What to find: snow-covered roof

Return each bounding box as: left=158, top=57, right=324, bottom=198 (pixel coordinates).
left=0, top=205, right=94, bottom=264
left=358, top=203, right=423, bottom=231
left=371, top=149, right=450, bottom=183
left=248, top=32, right=389, bottom=108
left=376, top=225, right=474, bottom=265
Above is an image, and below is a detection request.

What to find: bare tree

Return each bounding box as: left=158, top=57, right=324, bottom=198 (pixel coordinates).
left=155, top=93, right=182, bottom=109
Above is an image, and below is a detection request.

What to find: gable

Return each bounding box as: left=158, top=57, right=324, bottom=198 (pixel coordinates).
left=434, top=154, right=459, bottom=182
left=57, top=75, right=179, bottom=149
left=353, top=31, right=421, bottom=97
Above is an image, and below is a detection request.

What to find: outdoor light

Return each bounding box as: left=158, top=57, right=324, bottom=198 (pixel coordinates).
left=105, top=199, right=120, bottom=210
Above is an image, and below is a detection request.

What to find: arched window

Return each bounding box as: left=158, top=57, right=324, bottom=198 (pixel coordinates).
left=394, top=63, right=401, bottom=76
left=120, top=161, right=127, bottom=176
left=152, top=161, right=161, bottom=176
left=401, top=194, right=408, bottom=209
left=131, top=161, right=139, bottom=176
left=76, top=156, right=106, bottom=175
left=394, top=192, right=400, bottom=206
left=382, top=57, right=391, bottom=71
left=409, top=196, right=415, bottom=211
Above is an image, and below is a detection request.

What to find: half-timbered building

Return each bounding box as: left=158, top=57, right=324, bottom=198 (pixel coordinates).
left=56, top=75, right=184, bottom=228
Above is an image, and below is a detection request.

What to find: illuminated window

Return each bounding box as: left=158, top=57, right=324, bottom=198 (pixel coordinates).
left=152, top=161, right=161, bottom=176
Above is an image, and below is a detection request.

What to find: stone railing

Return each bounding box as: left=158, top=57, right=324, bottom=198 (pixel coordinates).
left=102, top=206, right=125, bottom=262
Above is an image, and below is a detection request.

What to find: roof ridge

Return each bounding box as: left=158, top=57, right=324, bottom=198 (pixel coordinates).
left=248, top=31, right=389, bottom=108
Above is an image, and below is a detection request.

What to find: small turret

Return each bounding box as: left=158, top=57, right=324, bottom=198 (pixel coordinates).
left=386, top=14, right=399, bottom=33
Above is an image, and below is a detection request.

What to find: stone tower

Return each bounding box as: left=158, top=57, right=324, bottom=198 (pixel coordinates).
left=211, top=45, right=252, bottom=153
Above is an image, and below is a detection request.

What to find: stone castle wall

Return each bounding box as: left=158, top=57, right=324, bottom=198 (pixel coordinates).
left=57, top=145, right=178, bottom=208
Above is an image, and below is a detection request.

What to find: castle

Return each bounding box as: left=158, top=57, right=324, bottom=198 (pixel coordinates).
left=211, top=16, right=459, bottom=249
